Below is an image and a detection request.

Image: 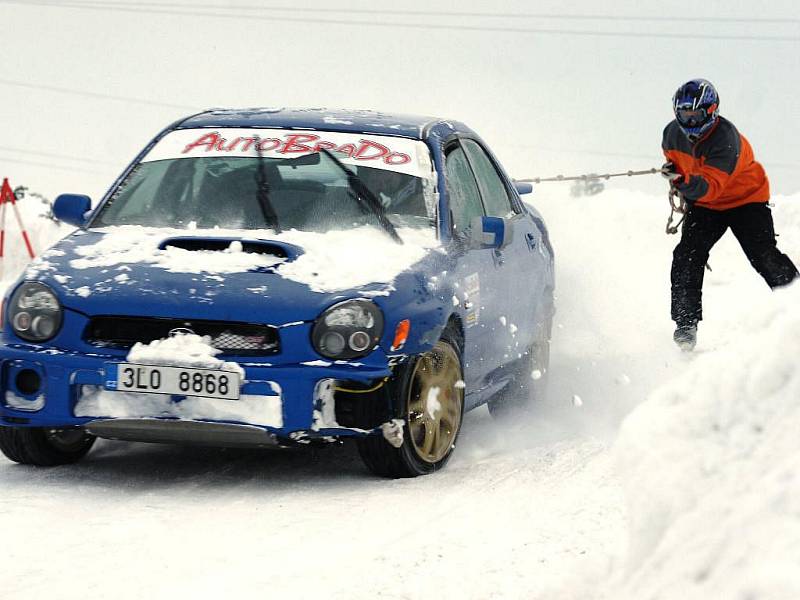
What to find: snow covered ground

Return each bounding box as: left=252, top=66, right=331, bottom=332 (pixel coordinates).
left=2, top=186, right=798, bottom=599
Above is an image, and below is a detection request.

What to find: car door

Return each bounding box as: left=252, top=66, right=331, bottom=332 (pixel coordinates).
left=443, top=142, right=506, bottom=400
left=460, top=138, right=547, bottom=367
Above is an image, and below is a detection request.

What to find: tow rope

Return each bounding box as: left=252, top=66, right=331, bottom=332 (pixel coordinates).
left=665, top=185, right=687, bottom=235
left=517, top=167, right=664, bottom=184
left=519, top=166, right=684, bottom=235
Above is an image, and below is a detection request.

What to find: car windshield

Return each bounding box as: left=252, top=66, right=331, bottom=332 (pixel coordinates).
left=91, top=128, right=437, bottom=234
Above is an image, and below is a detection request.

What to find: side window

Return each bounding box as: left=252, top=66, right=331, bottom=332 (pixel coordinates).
left=462, top=139, right=515, bottom=218
left=445, top=145, right=485, bottom=235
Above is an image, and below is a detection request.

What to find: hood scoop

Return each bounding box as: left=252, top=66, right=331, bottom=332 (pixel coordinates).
left=158, top=236, right=304, bottom=260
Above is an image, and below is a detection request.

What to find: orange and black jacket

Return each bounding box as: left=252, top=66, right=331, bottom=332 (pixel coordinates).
left=662, top=116, right=769, bottom=210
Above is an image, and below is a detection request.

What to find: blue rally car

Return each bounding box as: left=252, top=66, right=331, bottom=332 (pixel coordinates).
left=0, top=109, right=554, bottom=477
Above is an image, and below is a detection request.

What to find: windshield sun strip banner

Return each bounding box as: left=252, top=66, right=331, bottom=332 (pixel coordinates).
left=141, top=128, right=434, bottom=178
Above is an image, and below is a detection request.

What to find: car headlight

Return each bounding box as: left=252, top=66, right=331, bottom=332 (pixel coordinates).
left=312, top=299, right=384, bottom=360
left=8, top=282, right=63, bottom=342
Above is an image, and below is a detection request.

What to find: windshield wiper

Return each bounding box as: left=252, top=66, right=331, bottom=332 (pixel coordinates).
left=318, top=148, right=403, bottom=245
left=254, top=137, right=281, bottom=233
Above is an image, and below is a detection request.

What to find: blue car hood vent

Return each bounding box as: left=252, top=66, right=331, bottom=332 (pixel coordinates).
left=26, top=228, right=433, bottom=324
left=158, top=237, right=304, bottom=261
left=30, top=230, right=383, bottom=323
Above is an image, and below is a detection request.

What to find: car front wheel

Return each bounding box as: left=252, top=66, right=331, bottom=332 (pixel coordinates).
left=357, top=329, right=464, bottom=478
left=0, top=427, right=96, bottom=466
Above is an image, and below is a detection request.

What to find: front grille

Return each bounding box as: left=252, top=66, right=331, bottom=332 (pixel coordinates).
left=84, top=316, right=280, bottom=355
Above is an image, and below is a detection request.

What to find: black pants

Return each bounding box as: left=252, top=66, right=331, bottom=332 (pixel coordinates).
left=671, top=202, right=798, bottom=325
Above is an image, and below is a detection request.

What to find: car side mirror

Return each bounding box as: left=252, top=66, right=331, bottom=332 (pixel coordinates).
left=469, top=216, right=513, bottom=250
left=53, top=194, right=92, bottom=228
left=513, top=181, right=533, bottom=195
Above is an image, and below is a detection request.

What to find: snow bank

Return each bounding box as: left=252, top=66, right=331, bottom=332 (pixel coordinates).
left=612, top=281, right=800, bottom=599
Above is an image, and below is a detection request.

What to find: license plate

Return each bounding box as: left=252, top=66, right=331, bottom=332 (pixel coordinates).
left=111, top=364, right=241, bottom=400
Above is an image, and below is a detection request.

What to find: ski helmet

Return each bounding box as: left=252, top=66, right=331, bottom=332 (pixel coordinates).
left=672, top=79, right=719, bottom=142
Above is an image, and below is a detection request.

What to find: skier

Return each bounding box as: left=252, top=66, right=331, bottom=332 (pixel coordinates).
left=663, top=79, right=798, bottom=351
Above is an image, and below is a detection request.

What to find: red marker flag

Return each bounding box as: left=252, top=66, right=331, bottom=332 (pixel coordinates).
left=0, top=178, right=36, bottom=261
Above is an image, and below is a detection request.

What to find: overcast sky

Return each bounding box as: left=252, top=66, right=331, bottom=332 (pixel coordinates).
left=1, top=0, right=798, bottom=203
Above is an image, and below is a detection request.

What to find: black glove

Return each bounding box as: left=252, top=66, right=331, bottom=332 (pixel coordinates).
left=661, top=161, right=682, bottom=182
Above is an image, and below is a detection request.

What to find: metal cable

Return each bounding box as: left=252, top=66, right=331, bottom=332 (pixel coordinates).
left=2, top=0, right=797, bottom=43
left=36, top=0, right=800, bottom=25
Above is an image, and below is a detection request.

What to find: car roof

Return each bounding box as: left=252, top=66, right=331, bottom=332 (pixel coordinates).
left=175, top=107, right=467, bottom=140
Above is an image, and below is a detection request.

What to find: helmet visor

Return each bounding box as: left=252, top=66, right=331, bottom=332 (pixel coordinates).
left=676, top=107, right=708, bottom=128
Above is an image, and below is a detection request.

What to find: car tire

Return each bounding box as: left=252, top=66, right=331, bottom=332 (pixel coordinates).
left=487, top=313, right=552, bottom=419
left=357, top=327, right=464, bottom=478
left=0, top=427, right=96, bottom=466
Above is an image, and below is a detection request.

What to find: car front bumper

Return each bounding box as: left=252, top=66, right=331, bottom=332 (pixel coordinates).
left=0, top=343, right=394, bottom=443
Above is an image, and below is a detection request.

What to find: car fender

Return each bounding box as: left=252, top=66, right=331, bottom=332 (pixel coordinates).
left=372, top=263, right=459, bottom=359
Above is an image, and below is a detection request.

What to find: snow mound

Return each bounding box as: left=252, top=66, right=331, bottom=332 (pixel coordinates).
left=127, top=333, right=244, bottom=377
left=612, top=281, right=800, bottom=599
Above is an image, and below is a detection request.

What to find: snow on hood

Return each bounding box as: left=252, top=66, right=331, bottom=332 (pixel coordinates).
left=69, top=228, right=285, bottom=274
left=66, top=225, right=438, bottom=293
left=275, top=227, right=436, bottom=293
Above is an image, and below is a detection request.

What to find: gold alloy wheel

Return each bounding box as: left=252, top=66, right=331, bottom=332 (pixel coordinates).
left=407, top=341, right=463, bottom=464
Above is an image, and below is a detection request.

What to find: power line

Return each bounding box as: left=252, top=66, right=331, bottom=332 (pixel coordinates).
left=505, top=144, right=800, bottom=172
left=0, top=77, right=198, bottom=110
left=505, top=143, right=659, bottom=162
left=50, top=0, right=800, bottom=25
left=0, top=155, right=106, bottom=174
left=0, top=145, right=117, bottom=166
left=2, top=0, right=797, bottom=43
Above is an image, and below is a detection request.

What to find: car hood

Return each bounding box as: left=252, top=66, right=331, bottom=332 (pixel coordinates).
left=24, top=226, right=439, bottom=324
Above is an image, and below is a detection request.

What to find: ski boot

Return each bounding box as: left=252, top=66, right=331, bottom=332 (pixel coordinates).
left=673, top=323, right=697, bottom=352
